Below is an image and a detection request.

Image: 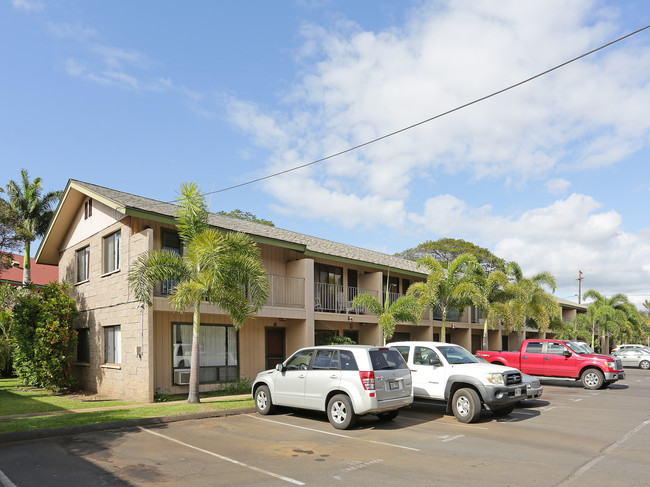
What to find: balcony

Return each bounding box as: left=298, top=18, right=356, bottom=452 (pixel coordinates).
left=160, top=274, right=305, bottom=309
left=314, top=282, right=379, bottom=313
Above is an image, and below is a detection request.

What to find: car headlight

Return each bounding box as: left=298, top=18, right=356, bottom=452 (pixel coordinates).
left=485, top=373, right=504, bottom=385
left=604, top=361, right=615, bottom=368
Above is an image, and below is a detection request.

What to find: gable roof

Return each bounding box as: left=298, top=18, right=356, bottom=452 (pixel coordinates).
left=0, top=253, right=58, bottom=286
left=36, top=179, right=424, bottom=277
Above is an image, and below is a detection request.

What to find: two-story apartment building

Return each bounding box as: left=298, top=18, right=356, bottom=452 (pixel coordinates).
left=35, top=180, right=583, bottom=402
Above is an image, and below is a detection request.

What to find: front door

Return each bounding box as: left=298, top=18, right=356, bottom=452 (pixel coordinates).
left=545, top=342, right=577, bottom=377
left=410, top=345, right=446, bottom=399
left=265, top=327, right=285, bottom=370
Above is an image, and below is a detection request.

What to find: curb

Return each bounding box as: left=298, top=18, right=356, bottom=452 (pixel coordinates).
left=0, top=406, right=256, bottom=444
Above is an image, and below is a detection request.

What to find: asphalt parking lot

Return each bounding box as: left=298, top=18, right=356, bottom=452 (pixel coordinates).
left=1, top=369, right=649, bottom=487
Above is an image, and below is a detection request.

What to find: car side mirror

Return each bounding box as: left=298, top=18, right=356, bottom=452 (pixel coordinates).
left=429, top=356, right=442, bottom=366
left=563, top=350, right=572, bottom=358
left=276, top=363, right=286, bottom=372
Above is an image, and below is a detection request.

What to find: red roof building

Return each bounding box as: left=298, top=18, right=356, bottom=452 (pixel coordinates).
left=0, top=253, right=58, bottom=287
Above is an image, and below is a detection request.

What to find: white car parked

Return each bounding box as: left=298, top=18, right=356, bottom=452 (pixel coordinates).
left=252, top=345, right=413, bottom=429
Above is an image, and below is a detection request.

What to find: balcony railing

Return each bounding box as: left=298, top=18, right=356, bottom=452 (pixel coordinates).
left=161, top=274, right=305, bottom=309
left=314, top=282, right=379, bottom=313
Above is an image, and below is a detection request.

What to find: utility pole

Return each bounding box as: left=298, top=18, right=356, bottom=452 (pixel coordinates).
left=577, top=270, right=583, bottom=303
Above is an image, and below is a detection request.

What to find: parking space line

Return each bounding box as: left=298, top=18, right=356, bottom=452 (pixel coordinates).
left=249, top=415, right=420, bottom=451
left=0, top=469, right=17, bottom=487
left=399, top=415, right=489, bottom=430
left=556, top=418, right=650, bottom=486
left=139, top=427, right=305, bottom=485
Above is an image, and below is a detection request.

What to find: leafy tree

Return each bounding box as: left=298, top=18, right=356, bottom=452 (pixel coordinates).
left=130, top=183, right=269, bottom=403
left=408, top=253, right=487, bottom=342
left=0, top=284, right=17, bottom=376
left=396, top=238, right=506, bottom=274
left=217, top=209, right=274, bottom=226
left=0, top=169, right=61, bottom=283
left=0, top=200, right=21, bottom=269
left=352, top=279, right=421, bottom=344
left=10, top=282, right=79, bottom=391
left=479, top=269, right=515, bottom=351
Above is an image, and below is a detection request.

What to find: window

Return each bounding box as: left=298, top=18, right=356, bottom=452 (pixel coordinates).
left=525, top=342, right=543, bottom=354
left=76, top=328, right=90, bottom=362
left=161, top=229, right=182, bottom=294
left=286, top=349, right=314, bottom=370
left=104, top=325, right=121, bottom=364
left=84, top=199, right=92, bottom=219
left=76, top=246, right=90, bottom=282
left=414, top=346, right=439, bottom=365
left=313, top=349, right=337, bottom=369
left=103, top=231, right=121, bottom=274
left=547, top=342, right=567, bottom=355
left=172, top=323, right=239, bottom=384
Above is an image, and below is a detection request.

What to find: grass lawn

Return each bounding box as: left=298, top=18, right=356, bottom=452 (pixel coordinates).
left=0, top=378, right=254, bottom=435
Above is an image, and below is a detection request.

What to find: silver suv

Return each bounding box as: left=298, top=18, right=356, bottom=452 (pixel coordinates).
left=252, top=345, right=413, bottom=429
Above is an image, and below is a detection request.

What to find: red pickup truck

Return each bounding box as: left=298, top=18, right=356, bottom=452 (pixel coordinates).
left=476, top=339, right=625, bottom=390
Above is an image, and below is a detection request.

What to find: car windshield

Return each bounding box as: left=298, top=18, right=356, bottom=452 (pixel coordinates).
left=438, top=346, right=478, bottom=364
left=567, top=342, right=593, bottom=354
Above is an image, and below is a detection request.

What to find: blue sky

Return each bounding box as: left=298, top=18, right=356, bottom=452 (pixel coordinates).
left=3, top=0, right=650, bottom=306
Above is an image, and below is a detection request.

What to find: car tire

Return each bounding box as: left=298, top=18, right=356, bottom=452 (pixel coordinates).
left=640, top=360, right=650, bottom=370
left=492, top=405, right=514, bottom=417
left=377, top=410, right=399, bottom=421
left=451, top=388, right=482, bottom=423
left=580, top=368, right=604, bottom=390
left=255, top=385, right=275, bottom=415
left=327, top=394, right=357, bottom=430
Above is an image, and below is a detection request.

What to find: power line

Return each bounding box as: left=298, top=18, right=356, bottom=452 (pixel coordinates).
left=199, top=23, right=650, bottom=198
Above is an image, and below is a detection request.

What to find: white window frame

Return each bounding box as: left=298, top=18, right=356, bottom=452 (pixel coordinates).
left=76, top=246, right=90, bottom=283
left=103, top=230, right=121, bottom=275
left=104, top=325, right=121, bottom=365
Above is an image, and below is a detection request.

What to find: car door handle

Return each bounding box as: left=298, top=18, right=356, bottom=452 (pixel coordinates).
left=523, top=355, right=527, bottom=359
left=411, top=369, right=418, bottom=372
left=298, top=374, right=306, bottom=379
left=545, top=356, right=550, bottom=360
left=329, top=374, right=339, bottom=379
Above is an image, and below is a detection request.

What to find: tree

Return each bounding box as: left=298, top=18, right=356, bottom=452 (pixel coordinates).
left=1, top=169, right=61, bottom=283
left=396, top=238, right=506, bottom=274
left=0, top=199, right=21, bottom=269
left=480, top=269, right=515, bottom=351
left=408, top=253, right=487, bottom=343
left=9, top=282, right=79, bottom=391
left=352, top=278, right=421, bottom=344
left=505, top=262, right=560, bottom=344
left=217, top=209, right=274, bottom=226
left=582, top=289, right=634, bottom=352
left=129, top=182, right=269, bottom=403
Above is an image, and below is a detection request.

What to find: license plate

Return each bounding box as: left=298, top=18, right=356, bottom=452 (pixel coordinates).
left=514, top=388, right=522, bottom=397
left=389, top=380, right=399, bottom=390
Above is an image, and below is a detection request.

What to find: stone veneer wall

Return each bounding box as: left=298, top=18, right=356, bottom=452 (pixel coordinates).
left=62, top=217, right=154, bottom=402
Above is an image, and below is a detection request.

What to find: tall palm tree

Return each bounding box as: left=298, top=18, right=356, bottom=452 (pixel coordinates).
left=352, top=278, right=421, bottom=345
left=582, top=289, right=631, bottom=352
left=1, top=169, right=61, bottom=284
left=506, top=262, right=559, bottom=346
left=408, top=253, right=487, bottom=343
left=480, top=269, right=515, bottom=351
left=129, top=182, right=269, bottom=403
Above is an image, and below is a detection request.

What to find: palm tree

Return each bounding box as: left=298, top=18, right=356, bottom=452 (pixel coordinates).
left=480, top=269, right=515, bottom=351
left=352, top=278, right=421, bottom=345
left=408, top=253, right=487, bottom=343
left=129, top=182, right=269, bottom=403
left=1, top=169, right=61, bottom=284
left=582, top=289, right=631, bottom=352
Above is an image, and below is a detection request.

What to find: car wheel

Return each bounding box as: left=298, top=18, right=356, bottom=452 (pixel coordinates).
left=640, top=360, right=650, bottom=370
left=580, top=368, right=604, bottom=390
left=492, top=405, right=514, bottom=417
left=327, top=394, right=357, bottom=430
left=255, top=385, right=275, bottom=415
left=377, top=410, right=399, bottom=421
left=451, top=388, right=482, bottom=423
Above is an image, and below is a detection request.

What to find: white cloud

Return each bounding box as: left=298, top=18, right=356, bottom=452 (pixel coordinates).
left=225, top=1, right=650, bottom=299
left=12, top=0, right=44, bottom=13
left=545, top=178, right=571, bottom=195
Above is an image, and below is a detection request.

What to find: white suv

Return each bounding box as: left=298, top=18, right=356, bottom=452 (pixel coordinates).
left=252, top=345, right=413, bottom=429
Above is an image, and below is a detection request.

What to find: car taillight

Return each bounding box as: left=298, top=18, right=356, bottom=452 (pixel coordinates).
left=359, top=371, right=375, bottom=390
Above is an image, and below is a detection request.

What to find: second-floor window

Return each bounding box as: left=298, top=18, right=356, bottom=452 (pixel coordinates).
left=76, top=246, right=90, bottom=282
left=104, top=325, right=121, bottom=365
left=103, top=230, right=121, bottom=274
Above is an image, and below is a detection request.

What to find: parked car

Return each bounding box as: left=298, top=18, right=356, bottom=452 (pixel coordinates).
left=388, top=341, right=524, bottom=423
left=475, top=355, right=542, bottom=400
left=477, top=339, right=625, bottom=390
left=252, top=345, right=413, bottom=429
left=612, top=349, right=650, bottom=370
left=611, top=344, right=650, bottom=354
